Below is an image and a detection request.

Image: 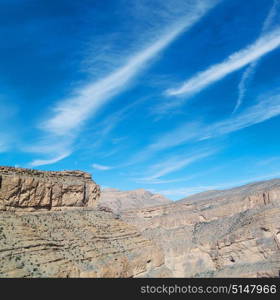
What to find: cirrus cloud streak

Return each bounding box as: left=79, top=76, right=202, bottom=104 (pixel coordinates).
left=166, top=27, right=280, bottom=98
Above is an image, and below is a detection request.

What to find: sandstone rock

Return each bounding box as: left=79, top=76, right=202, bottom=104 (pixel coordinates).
left=0, top=209, right=170, bottom=278
left=0, top=166, right=170, bottom=278
left=2, top=165, right=280, bottom=278
left=123, top=179, right=280, bottom=277
left=0, top=166, right=100, bottom=211
left=99, top=188, right=171, bottom=214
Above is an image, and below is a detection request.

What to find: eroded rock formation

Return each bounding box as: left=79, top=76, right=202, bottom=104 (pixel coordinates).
left=0, top=166, right=170, bottom=278
left=0, top=166, right=100, bottom=211
left=123, top=180, right=280, bottom=277
left=1, top=166, right=280, bottom=278
left=0, top=209, right=170, bottom=277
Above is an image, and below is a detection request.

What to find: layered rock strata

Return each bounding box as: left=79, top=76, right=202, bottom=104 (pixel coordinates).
left=0, top=209, right=170, bottom=278
left=0, top=166, right=100, bottom=211
left=0, top=166, right=170, bottom=278
left=123, top=180, right=280, bottom=277
left=2, top=166, right=280, bottom=278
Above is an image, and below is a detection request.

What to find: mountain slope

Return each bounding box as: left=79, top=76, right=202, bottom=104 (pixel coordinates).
left=99, top=188, right=171, bottom=214
left=0, top=167, right=170, bottom=278
left=123, top=178, right=280, bottom=277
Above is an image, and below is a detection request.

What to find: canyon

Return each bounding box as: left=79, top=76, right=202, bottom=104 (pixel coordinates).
left=0, top=167, right=170, bottom=278
left=123, top=180, right=280, bottom=277
left=1, top=166, right=280, bottom=277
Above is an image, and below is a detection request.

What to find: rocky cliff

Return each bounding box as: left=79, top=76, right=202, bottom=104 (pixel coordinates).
left=0, top=166, right=170, bottom=278
left=0, top=166, right=100, bottom=211
left=2, top=166, right=280, bottom=278
left=0, top=209, right=170, bottom=278
left=99, top=188, right=171, bottom=214
left=123, top=179, right=280, bottom=277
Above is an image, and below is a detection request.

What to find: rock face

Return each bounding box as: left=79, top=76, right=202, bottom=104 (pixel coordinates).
left=0, top=209, right=170, bottom=278
left=0, top=166, right=171, bottom=278
left=123, top=179, right=280, bottom=277
left=99, top=188, right=171, bottom=214
left=0, top=166, right=100, bottom=211
left=2, top=166, right=280, bottom=278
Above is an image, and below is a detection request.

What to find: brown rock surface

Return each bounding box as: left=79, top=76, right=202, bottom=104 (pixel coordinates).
left=0, top=166, right=100, bottom=211
left=0, top=209, right=170, bottom=278
left=0, top=166, right=170, bottom=278
left=2, top=166, right=280, bottom=278
left=99, top=188, right=171, bottom=214
left=123, top=179, right=280, bottom=277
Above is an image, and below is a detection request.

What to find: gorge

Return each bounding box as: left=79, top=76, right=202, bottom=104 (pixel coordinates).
left=1, top=166, right=280, bottom=277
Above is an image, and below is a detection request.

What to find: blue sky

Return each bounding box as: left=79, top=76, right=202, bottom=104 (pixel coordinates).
left=1, top=0, right=280, bottom=200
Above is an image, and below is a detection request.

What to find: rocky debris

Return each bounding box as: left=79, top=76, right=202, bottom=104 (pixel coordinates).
left=0, top=166, right=100, bottom=211
left=0, top=209, right=171, bottom=278
left=97, top=205, right=115, bottom=214
left=99, top=188, right=171, bottom=214
left=123, top=179, right=280, bottom=277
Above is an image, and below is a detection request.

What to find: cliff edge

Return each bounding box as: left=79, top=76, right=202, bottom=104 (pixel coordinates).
left=0, top=166, right=100, bottom=211
left=0, top=166, right=170, bottom=278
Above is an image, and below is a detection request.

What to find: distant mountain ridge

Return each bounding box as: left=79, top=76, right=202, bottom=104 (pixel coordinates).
left=178, top=178, right=280, bottom=204
left=123, top=177, right=280, bottom=277
left=2, top=166, right=280, bottom=278
left=99, top=188, right=171, bottom=214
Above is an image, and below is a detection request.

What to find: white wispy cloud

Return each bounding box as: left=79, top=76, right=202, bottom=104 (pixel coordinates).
left=151, top=170, right=280, bottom=200
left=136, top=91, right=280, bottom=159
left=135, top=177, right=193, bottom=185
left=166, top=27, right=280, bottom=98
left=256, top=156, right=280, bottom=166
left=0, top=133, right=13, bottom=153
left=136, top=149, right=217, bottom=183
left=27, top=1, right=218, bottom=166
left=22, top=135, right=74, bottom=166
left=41, top=1, right=217, bottom=137
left=202, top=92, right=280, bottom=139
left=149, top=185, right=219, bottom=199
left=85, top=97, right=147, bottom=152
left=150, top=171, right=280, bottom=200
left=233, top=0, right=280, bottom=113
left=135, top=164, right=225, bottom=185
left=0, top=140, right=8, bottom=153
left=29, top=152, right=70, bottom=167
left=92, top=163, right=112, bottom=171
left=233, top=63, right=257, bottom=113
